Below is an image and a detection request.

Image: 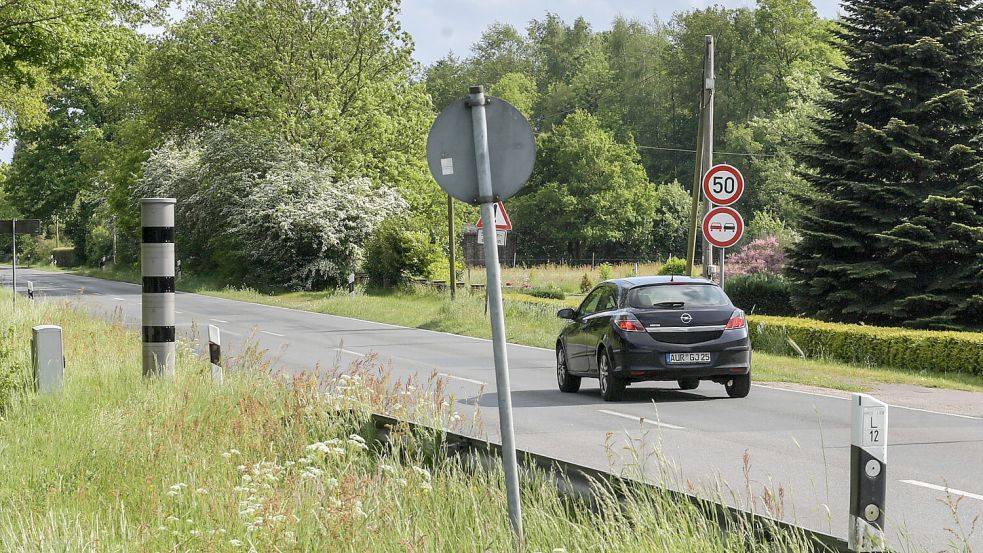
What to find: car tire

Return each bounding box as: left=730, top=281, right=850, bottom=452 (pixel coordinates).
left=556, top=344, right=581, bottom=393
left=725, top=374, right=751, bottom=398
left=598, top=349, right=626, bottom=402
left=677, top=378, right=699, bottom=390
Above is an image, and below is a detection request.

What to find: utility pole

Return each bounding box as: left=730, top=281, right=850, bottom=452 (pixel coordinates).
left=685, top=35, right=715, bottom=277
left=700, top=35, right=716, bottom=279
left=448, top=195, right=456, bottom=300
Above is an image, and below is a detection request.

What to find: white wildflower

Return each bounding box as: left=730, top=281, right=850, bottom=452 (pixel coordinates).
left=412, top=466, right=431, bottom=480
left=196, top=488, right=208, bottom=495
left=229, top=539, right=244, bottom=547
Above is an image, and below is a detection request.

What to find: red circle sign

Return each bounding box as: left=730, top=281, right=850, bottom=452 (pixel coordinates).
left=702, top=164, right=744, bottom=206
left=702, top=207, right=744, bottom=248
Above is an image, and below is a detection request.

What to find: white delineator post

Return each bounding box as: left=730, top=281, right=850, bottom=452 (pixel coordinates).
left=208, top=324, right=222, bottom=383
left=32, top=325, right=64, bottom=393
left=469, top=84, right=524, bottom=543
left=850, top=393, right=888, bottom=552
left=141, top=198, right=177, bottom=378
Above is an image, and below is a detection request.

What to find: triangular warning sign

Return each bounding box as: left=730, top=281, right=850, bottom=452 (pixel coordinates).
left=475, top=201, right=513, bottom=230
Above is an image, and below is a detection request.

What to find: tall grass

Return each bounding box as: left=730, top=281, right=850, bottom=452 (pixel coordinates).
left=0, top=289, right=820, bottom=551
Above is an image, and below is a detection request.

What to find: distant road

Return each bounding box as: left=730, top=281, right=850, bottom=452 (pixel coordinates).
left=5, top=266, right=982, bottom=550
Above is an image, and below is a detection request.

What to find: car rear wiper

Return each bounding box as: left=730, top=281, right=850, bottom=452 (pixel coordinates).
left=652, top=301, right=685, bottom=309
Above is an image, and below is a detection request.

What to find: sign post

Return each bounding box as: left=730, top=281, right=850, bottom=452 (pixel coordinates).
left=850, top=393, right=888, bottom=552
left=426, top=85, right=535, bottom=545
left=1, top=219, right=42, bottom=305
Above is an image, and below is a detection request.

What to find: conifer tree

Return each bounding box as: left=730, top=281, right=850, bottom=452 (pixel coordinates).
left=789, top=0, right=983, bottom=329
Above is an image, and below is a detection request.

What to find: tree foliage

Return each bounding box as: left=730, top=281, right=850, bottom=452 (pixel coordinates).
left=510, top=111, right=660, bottom=260
left=788, top=0, right=983, bottom=329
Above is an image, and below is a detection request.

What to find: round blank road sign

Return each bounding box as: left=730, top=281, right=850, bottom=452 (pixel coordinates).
left=426, top=95, right=536, bottom=204
left=703, top=206, right=744, bottom=248
left=702, top=163, right=744, bottom=206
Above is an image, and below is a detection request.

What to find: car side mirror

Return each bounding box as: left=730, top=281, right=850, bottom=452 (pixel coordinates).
left=557, top=308, right=577, bottom=320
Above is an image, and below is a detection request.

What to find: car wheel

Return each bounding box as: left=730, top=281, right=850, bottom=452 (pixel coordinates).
left=677, top=378, right=699, bottom=390
left=598, top=349, right=626, bottom=402
left=725, top=374, right=751, bottom=398
left=556, top=344, right=581, bottom=393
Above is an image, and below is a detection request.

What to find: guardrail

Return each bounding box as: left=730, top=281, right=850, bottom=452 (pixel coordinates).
left=370, top=412, right=851, bottom=553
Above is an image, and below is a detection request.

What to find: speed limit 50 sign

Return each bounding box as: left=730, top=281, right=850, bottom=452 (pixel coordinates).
left=703, top=164, right=744, bottom=206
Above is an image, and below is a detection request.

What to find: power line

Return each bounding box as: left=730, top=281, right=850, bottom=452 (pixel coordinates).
left=635, top=145, right=777, bottom=157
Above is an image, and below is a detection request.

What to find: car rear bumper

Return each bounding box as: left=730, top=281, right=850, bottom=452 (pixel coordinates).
left=610, top=330, right=751, bottom=381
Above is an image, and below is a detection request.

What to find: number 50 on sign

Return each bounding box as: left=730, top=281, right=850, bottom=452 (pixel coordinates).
left=703, top=164, right=744, bottom=206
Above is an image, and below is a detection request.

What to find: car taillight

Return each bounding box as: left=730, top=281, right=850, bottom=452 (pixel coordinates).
left=725, top=310, right=746, bottom=330
left=614, top=313, right=645, bottom=332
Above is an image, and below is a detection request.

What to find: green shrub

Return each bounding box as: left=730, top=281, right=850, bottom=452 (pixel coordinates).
left=748, top=315, right=983, bottom=375
left=726, top=273, right=794, bottom=315
left=51, top=247, right=77, bottom=267
left=364, top=218, right=444, bottom=288
left=597, top=262, right=613, bottom=280
left=528, top=286, right=566, bottom=300
left=658, top=256, right=688, bottom=276
left=579, top=273, right=593, bottom=293
left=0, top=326, right=26, bottom=413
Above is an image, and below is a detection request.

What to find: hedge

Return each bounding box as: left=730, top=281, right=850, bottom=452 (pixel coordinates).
left=51, top=247, right=78, bottom=267
left=748, top=315, right=983, bottom=376
left=725, top=273, right=795, bottom=316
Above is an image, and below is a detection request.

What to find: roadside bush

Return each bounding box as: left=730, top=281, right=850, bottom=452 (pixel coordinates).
left=0, top=326, right=24, bottom=413
left=597, top=262, right=613, bottom=280
left=726, top=273, right=794, bottom=315
left=51, top=247, right=77, bottom=267
left=658, top=256, right=688, bottom=276
left=727, top=236, right=785, bottom=276
left=579, top=273, right=593, bottom=293
left=139, top=125, right=405, bottom=290
left=748, top=315, right=983, bottom=375
left=85, top=225, right=113, bottom=266
left=364, top=218, right=444, bottom=288
left=528, top=286, right=566, bottom=300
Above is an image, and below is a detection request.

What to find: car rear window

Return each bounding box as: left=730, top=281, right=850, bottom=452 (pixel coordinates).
left=628, top=284, right=730, bottom=308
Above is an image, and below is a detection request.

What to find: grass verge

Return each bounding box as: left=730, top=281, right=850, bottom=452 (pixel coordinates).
left=40, top=264, right=983, bottom=394
left=0, top=289, right=819, bottom=551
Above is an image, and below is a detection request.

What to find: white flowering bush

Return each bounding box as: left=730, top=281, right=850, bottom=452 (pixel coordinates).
left=138, top=125, right=406, bottom=289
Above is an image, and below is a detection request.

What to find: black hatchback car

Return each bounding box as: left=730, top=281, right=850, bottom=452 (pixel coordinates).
left=555, top=276, right=751, bottom=401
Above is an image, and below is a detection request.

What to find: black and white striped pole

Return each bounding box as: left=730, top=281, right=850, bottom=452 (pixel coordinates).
left=849, top=393, right=888, bottom=552
left=208, top=324, right=222, bottom=383
left=141, top=198, right=176, bottom=378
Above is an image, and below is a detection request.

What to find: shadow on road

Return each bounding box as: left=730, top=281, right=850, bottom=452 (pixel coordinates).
left=461, top=386, right=722, bottom=409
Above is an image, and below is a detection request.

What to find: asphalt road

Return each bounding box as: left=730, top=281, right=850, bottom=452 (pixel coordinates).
left=5, top=267, right=983, bottom=551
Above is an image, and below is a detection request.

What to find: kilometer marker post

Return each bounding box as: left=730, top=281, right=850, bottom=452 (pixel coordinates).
left=849, top=393, right=888, bottom=552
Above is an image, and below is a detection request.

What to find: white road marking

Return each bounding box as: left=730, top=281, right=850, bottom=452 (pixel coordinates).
left=901, top=480, right=983, bottom=502
left=261, top=330, right=285, bottom=337
left=437, top=372, right=487, bottom=386
left=113, top=297, right=126, bottom=301
left=598, top=409, right=685, bottom=430
left=175, top=311, right=183, bottom=314
left=34, top=270, right=983, bottom=422
left=753, top=384, right=983, bottom=420
left=209, top=318, right=228, bottom=323
left=336, top=347, right=365, bottom=358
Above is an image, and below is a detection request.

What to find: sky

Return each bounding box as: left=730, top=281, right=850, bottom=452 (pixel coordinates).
left=0, top=0, right=843, bottom=164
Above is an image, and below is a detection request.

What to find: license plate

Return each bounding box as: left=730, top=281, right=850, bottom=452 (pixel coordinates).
left=666, top=352, right=711, bottom=364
